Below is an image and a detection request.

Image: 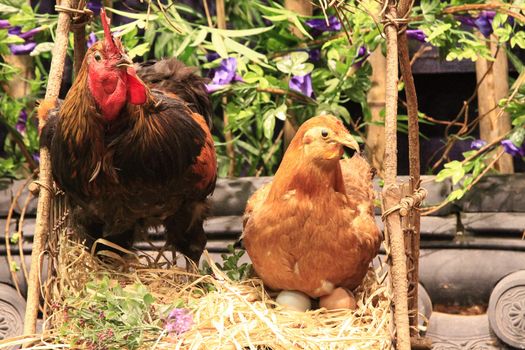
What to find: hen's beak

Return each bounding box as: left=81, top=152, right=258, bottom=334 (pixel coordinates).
left=334, top=133, right=360, bottom=154
left=115, top=55, right=133, bottom=68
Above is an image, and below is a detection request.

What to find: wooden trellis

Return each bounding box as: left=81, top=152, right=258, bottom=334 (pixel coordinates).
left=22, top=0, right=429, bottom=349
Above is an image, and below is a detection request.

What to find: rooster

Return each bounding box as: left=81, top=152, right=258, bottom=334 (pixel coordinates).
left=39, top=9, right=217, bottom=264
left=242, top=115, right=381, bottom=305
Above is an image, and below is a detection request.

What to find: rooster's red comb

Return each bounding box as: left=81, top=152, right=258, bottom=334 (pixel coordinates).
left=100, top=8, right=119, bottom=55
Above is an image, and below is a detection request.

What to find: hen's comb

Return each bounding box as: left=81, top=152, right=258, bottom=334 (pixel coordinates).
left=100, top=8, right=119, bottom=55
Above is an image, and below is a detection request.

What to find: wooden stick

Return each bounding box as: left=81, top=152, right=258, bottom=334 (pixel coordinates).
left=399, top=29, right=421, bottom=339
left=381, top=3, right=411, bottom=350
left=23, top=0, right=77, bottom=338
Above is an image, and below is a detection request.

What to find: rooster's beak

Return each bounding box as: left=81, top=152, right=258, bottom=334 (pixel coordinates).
left=334, top=134, right=360, bottom=154
left=115, top=55, right=133, bottom=68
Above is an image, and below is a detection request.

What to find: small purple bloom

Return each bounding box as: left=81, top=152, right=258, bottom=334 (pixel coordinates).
left=87, top=32, right=97, bottom=48
left=32, top=153, right=40, bottom=164
left=308, top=48, right=321, bottom=62
left=206, top=52, right=220, bottom=62
left=352, top=46, right=369, bottom=69
left=475, top=11, right=495, bottom=38
left=0, top=20, right=10, bottom=29
left=470, top=139, right=487, bottom=150
left=306, top=16, right=341, bottom=34
left=15, top=110, right=28, bottom=134
left=289, top=73, right=313, bottom=98
left=8, top=26, right=21, bottom=35
left=165, top=308, right=193, bottom=335
left=501, top=139, right=525, bottom=157
left=87, top=0, right=102, bottom=15
left=406, top=29, right=426, bottom=43
left=18, top=27, right=43, bottom=40
left=206, top=57, right=242, bottom=92
left=456, top=15, right=477, bottom=27
left=456, top=11, right=495, bottom=38
left=9, top=42, right=37, bottom=55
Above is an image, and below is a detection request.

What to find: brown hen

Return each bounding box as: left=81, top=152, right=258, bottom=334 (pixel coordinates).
left=242, top=115, right=381, bottom=298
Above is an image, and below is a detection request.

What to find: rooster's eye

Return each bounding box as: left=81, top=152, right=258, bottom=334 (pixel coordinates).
left=94, top=52, right=102, bottom=62
left=321, top=129, right=329, bottom=138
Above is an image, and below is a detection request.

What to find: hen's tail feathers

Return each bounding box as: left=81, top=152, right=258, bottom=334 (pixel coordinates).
left=137, top=59, right=213, bottom=128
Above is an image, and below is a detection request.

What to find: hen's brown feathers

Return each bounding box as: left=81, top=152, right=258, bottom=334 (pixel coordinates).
left=242, top=117, right=380, bottom=297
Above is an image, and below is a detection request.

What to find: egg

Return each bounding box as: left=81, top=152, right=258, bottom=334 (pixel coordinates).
left=275, top=290, right=312, bottom=312
left=319, top=287, right=357, bottom=310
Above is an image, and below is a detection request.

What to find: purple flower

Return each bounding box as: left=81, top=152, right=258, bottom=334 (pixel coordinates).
left=206, top=57, right=242, bottom=92
left=15, top=110, right=28, bottom=134
left=32, top=152, right=40, bottom=164
left=17, top=27, right=43, bottom=40
left=8, top=26, right=21, bottom=35
left=165, top=308, right=193, bottom=335
left=308, top=48, right=321, bottom=62
left=0, top=20, right=10, bottom=29
left=87, top=0, right=102, bottom=15
left=352, top=46, right=369, bottom=69
left=470, top=139, right=487, bottom=150
left=206, top=52, right=220, bottom=62
left=501, top=139, right=525, bottom=157
left=456, top=11, right=495, bottom=38
left=475, top=11, right=495, bottom=38
left=406, top=29, right=426, bottom=43
left=9, top=42, right=37, bottom=55
left=289, top=73, right=313, bottom=98
left=87, top=32, right=97, bottom=48
left=306, top=16, right=341, bottom=35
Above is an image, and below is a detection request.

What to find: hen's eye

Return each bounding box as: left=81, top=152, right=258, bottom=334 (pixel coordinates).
left=321, top=129, right=329, bottom=138
left=94, top=52, right=102, bottom=62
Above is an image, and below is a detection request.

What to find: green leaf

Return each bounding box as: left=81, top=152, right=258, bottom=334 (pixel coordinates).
left=2, top=36, right=25, bottom=44
left=205, top=26, right=274, bottom=38
left=447, top=188, right=465, bottom=201
left=275, top=104, right=287, bottom=121
left=263, top=109, right=276, bottom=139
left=0, top=3, right=19, bottom=13
left=106, top=7, right=158, bottom=21
left=191, top=28, right=208, bottom=47
left=211, top=32, right=228, bottom=58
left=224, top=37, right=267, bottom=63
left=127, top=42, right=149, bottom=59
left=29, top=42, right=54, bottom=56
left=426, top=23, right=452, bottom=42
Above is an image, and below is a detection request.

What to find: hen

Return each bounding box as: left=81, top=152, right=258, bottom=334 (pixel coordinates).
left=242, top=115, right=381, bottom=300
left=39, top=9, right=217, bottom=264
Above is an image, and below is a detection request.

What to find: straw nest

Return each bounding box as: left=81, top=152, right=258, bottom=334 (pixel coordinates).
left=2, top=232, right=393, bottom=350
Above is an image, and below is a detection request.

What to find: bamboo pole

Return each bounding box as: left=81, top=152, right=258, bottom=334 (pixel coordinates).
left=476, top=37, right=513, bottom=173
left=283, top=0, right=312, bottom=150
left=366, top=49, right=387, bottom=173
left=215, top=0, right=236, bottom=176
left=23, top=0, right=77, bottom=337
left=381, top=2, right=411, bottom=350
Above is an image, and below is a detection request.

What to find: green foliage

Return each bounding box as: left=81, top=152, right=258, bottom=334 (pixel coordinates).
left=201, top=244, right=253, bottom=282
left=59, top=276, right=167, bottom=350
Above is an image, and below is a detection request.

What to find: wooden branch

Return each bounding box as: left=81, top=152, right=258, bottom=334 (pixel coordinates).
left=382, top=3, right=411, bottom=350
left=216, top=0, right=236, bottom=176
left=23, top=0, right=77, bottom=338
left=399, top=29, right=422, bottom=340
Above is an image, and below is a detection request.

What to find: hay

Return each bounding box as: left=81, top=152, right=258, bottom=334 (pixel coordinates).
left=3, top=233, right=393, bottom=350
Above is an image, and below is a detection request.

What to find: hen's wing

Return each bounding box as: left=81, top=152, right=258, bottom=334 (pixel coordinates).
left=340, top=155, right=377, bottom=214
left=241, top=182, right=272, bottom=235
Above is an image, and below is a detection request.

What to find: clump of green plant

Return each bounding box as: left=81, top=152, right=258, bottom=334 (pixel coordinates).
left=58, top=276, right=163, bottom=350
left=201, top=244, right=253, bottom=282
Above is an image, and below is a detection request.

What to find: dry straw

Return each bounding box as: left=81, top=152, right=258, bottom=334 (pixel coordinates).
left=1, top=232, right=394, bottom=350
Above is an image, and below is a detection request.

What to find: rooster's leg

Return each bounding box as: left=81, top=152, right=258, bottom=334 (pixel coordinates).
left=164, top=212, right=207, bottom=272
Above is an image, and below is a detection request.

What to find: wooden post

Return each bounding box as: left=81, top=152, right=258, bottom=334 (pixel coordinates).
left=283, top=0, right=312, bottom=150
left=366, top=49, right=387, bottom=173
left=23, top=0, right=77, bottom=337
left=476, top=38, right=513, bottom=173
left=382, top=3, right=411, bottom=350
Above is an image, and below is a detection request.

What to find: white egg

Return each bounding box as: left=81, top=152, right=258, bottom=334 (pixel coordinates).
left=275, top=290, right=311, bottom=312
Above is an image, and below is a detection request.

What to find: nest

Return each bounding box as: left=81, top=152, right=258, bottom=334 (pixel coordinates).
left=1, top=229, right=394, bottom=350
left=0, top=183, right=395, bottom=350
